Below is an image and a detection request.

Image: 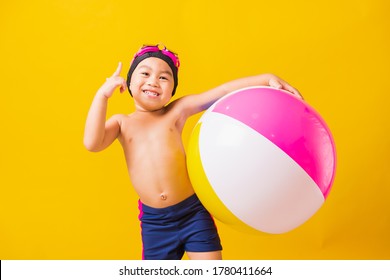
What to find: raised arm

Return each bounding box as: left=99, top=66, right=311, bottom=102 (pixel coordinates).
left=175, top=73, right=301, bottom=118
left=83, top=63, right=127, bottom=152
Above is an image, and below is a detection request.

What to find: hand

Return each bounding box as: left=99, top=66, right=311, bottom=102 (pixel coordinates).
left=268, top=75, right=303, bottom=100
left=98, top=62, right=127, bottom=98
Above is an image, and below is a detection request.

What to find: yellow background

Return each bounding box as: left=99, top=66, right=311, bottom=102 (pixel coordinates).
left=1, top=0, right=389, bottom=259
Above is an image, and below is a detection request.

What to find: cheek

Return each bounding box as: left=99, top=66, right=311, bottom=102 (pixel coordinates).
left=129, top=79, right=142, bottom=91
left=163, top=81, right=175, bottom=92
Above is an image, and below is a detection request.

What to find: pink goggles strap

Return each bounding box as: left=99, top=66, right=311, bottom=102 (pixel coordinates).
left=132, top=44, right=180, bottom=68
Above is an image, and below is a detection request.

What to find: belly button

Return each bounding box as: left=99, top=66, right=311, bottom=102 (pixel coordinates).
left=160, top=194, right=167, bottom=200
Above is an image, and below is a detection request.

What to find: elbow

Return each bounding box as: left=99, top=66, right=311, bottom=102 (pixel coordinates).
left=83, top=138, right=101, bottom=152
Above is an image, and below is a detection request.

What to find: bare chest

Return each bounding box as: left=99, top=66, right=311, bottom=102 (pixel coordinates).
left=118, top=113, right=184, bottom=154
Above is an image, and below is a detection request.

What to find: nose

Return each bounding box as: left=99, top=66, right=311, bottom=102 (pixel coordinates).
left=147, top=75, right=159, bottom=87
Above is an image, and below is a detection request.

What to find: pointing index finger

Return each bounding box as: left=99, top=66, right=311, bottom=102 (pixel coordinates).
left=112, top=62, right=122, bottom=77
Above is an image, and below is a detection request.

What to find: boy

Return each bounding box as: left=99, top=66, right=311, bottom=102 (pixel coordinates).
left=84, top=44, right=301, bottom=260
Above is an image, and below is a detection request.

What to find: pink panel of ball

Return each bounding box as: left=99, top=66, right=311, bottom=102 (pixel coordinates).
left=212, top=87, right=336, bottom=198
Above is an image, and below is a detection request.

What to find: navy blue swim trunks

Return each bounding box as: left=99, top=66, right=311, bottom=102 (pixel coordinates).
left=138, top=194, right=222, bottom=260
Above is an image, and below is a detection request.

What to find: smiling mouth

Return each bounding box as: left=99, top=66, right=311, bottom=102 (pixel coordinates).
left=143, top=90, right=159, bottom=97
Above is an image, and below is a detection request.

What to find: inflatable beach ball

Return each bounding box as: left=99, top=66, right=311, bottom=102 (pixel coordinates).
left=187, top=86, right=336, bottom=234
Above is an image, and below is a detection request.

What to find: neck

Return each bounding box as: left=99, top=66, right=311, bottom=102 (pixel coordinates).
left=135, top=105, right=166, bottom=115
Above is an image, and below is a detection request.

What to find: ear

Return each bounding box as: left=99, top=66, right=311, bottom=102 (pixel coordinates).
left=128, top=84, right=133, bottom=97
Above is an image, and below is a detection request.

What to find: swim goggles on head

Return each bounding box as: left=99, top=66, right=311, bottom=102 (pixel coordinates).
left=131, top=44, right=180, bottom=68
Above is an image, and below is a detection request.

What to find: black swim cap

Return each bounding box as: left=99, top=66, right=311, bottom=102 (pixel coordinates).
left=126, top=51, right=179, bottom=96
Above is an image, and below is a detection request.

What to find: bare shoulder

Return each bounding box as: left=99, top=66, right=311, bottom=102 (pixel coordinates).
left=106, top=113, right=134, bottom=134
left=109, top=113, right=132, bottom=123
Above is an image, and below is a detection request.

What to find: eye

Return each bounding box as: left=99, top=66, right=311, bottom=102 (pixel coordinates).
left=159, top=76, right=168, bottom=80
left=140, top=72, right=149, bottom=76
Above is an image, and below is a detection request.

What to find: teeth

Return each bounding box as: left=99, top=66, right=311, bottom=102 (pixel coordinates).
left=144, top=90, right=158, bottom=96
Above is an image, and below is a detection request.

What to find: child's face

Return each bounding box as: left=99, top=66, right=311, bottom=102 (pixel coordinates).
left=130, top=57, right=175, bottom=112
